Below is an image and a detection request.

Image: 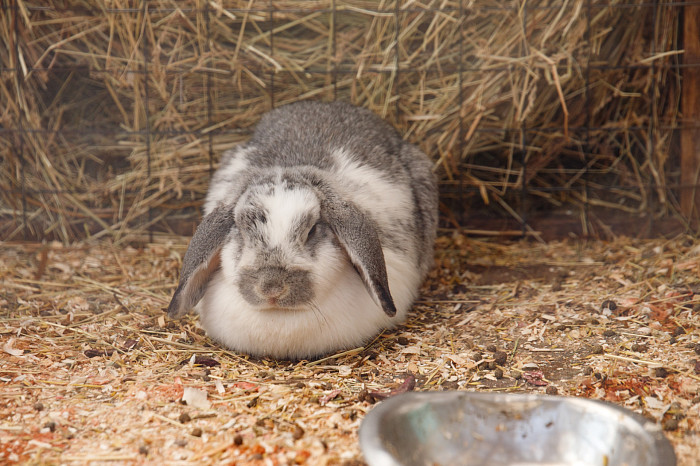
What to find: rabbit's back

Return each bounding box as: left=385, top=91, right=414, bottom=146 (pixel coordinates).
left=246, top=101, right=406, bottom=171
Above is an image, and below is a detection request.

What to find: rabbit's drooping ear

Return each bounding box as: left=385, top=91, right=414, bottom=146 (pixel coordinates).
left=322, top=194, right=397, bottom=317
left=167, top=204, right=236, bottom=318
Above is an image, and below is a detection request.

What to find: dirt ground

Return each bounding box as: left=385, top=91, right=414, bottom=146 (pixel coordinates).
left=1, top=234, right=699, bottom=465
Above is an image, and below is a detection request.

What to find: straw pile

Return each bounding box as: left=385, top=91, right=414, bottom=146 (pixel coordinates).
left=0, top=1, right=684, bottom=242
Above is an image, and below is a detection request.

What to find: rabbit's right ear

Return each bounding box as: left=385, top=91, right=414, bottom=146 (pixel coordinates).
left=167, top=204, right=236, bottom=319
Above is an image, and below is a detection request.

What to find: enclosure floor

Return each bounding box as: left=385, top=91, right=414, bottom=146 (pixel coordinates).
left=1, top=235, right=699, bottom=465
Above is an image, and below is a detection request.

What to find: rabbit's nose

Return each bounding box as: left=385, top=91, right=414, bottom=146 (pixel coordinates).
left=256, top=279, right=289, bottom=299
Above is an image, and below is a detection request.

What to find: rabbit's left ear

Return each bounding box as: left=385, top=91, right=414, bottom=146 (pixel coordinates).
left=321, top=193, right=397, bottom=317
left=167, top=204, right=236, bottom=318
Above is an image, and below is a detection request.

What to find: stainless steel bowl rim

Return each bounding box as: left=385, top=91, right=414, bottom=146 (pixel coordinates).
left=359, top=391, right=676, bottom=466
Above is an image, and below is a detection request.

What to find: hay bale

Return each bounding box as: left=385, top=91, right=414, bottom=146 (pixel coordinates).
left=0, top=1, right=684, bottom=242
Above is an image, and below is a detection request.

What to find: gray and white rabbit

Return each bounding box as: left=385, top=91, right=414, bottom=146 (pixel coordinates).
left=167, top=101, right=438, bottom=359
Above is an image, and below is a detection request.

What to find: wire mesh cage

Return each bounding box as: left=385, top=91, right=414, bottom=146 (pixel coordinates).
left=1, top=0, right=699, bottom=243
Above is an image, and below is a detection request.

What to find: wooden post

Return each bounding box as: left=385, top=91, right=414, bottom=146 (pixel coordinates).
left=681, top=5, right=700, bottom=225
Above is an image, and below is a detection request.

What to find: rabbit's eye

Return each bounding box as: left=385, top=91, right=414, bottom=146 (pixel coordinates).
left=306, top=223, right=318, bottom=242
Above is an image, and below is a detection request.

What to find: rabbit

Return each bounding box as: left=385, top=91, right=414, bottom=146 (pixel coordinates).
left=167, top=101, right=438, bottom=359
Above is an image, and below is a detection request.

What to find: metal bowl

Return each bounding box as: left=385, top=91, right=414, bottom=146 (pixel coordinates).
left=359, top=391, right=676, bottom=466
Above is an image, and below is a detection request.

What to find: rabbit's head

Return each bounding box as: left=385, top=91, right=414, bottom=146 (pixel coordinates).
left=167, top=168, right=396, bottom=320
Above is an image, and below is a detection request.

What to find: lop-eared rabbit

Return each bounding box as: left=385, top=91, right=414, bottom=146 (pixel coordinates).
left=168, top=101, right=438, bottom=359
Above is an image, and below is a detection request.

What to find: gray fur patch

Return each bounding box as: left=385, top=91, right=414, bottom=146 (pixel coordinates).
left=237, top=265, right=313, bottom=308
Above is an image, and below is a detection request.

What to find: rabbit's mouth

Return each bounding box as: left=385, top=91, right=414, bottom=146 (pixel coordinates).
left=264, top=298, right=295, bottom=310
left=256, top=296, right=312, bottom=312
left=258, top=304, right=306, bottom=312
